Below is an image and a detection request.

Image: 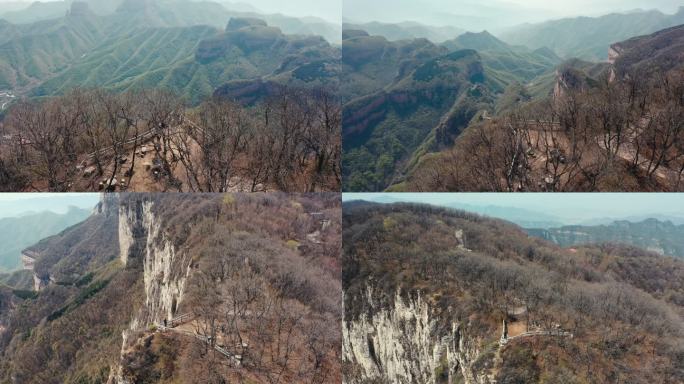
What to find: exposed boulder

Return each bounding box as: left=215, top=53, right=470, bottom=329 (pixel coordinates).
left=553, top=67, right=589, bottom=99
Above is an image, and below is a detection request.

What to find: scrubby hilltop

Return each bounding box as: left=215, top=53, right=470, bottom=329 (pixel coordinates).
left=343, top=202, right=684, bottom=383
left=0, top=193, right=342, bottom=383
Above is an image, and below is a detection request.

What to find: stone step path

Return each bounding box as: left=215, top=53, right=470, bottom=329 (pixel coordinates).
left=155, top=313, right=242, bottom=365
left=499, top=329, right=573, bottom=347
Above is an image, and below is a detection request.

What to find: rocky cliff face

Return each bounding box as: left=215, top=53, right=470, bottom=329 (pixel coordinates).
left=553, top=68, right=588, bottom=100
left=343, top=285, right=492, bottom=384
left=111, top=198, right=194, bottom=384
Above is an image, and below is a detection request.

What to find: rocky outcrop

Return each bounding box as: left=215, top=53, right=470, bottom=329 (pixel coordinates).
left=197, top=20, right=290, bottom=63
left=120, top=199, right=192, bottom=326
left=32, top=274, right=49, bottom=292
left=553, top=68, right=588, bottom=100
left=94, top=193, right=120, bottom=216
left=197, top=18, right=326, bottom=64
left=111, top=198, right=194, bottom=384
left=343, top=286, right=492, bottom=384
left=20, top=251, right=38, bottom=271
left=607, top=44, right=623, bottom=64
left=342, top=29, right=370, bottom=40
left=607, top=44, right=624, bottom=82
left=226, top=17, right=268, bottom=31
left=343, top=48, right=483, bottom=140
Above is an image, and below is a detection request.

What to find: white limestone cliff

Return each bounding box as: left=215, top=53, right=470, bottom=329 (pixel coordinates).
left=110, top=199, right=193, bottom=384
left=343, top=285, right=492, bottom=384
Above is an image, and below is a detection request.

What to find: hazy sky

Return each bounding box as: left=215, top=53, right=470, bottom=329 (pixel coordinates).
left=343, top=0, right=683, bottom=29
left=241, top=0, right=340, bottom=22
left=344, top=193, right=684, bottom=224
left=0, top=0, right=342, bottom=23
left=0, top=193, right=100, bottom=219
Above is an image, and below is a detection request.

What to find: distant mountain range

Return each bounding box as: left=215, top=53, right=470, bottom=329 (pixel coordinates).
left=501, top=7, right=684, bottom=60
left=0, top=1, right=340, bottom=105
left=0, top=207, right=91, bottom=272
left=343, top=21, right=463, bottom=43
left=0, top=195, right=98, bottom=219
left=346, top=196, right=684, bottom=229
left=351, top=199, right=684, bottom=262
left=527, top=219, right=684, bottom=258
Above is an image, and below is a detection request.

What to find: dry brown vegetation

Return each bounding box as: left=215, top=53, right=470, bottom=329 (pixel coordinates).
left=119, top=193, right=342, bottom=384
left=0, top=88, right=340, bottom=193
left=0, top=194, right=342, bottom=384
left=407, top=70, right=684, bottom=191
left=343, top=202, right=684, bottom=383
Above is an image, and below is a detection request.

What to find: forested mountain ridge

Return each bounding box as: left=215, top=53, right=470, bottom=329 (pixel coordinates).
left=609, top=23, right=684, bottom=78
left=526, top=219, right=684, bottom=258
left=29, top=15, right=340, bottom=105
left=0, top=193, right=342, bottom=383
left=0, top=0, right=341, bottom=105
left=343, top=202, right=684, bottom=383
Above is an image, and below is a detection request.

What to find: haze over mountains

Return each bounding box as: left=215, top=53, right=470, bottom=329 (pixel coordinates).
left=0, top=194, right=97, bottom=273
left=527, top=219, right=684, bottom=258
left=0, top=0, right=338, bottom=24
left=343, top=0, right=683, bottom=33
left=0, top=206, right=91, bottom=272
left=344, top=193, right=684, bottom=242
left=501, top=6, right=684, bottom=60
